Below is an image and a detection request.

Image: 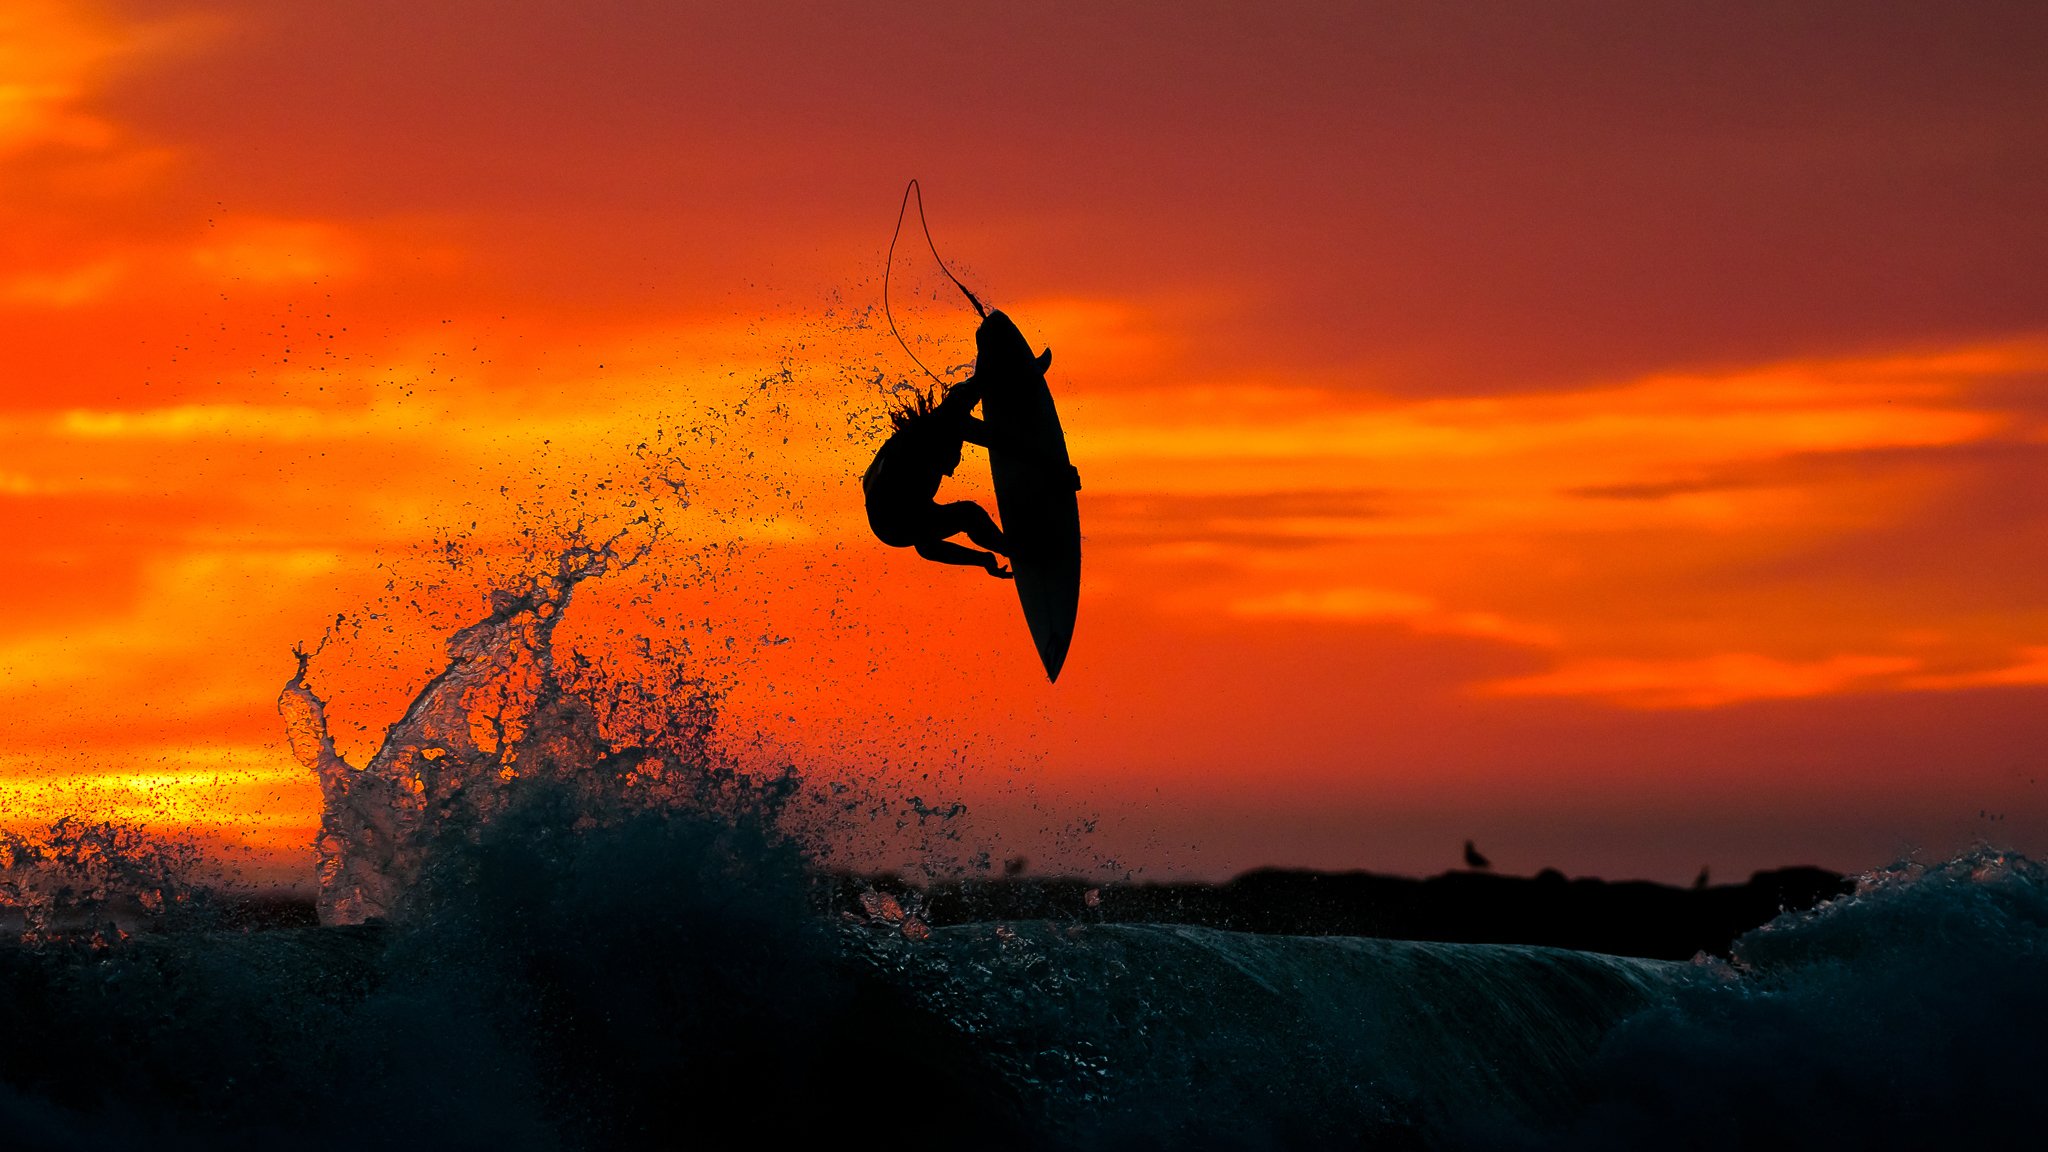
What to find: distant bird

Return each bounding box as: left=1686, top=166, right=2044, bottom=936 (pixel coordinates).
left=1694, top=865, right=1711, bottom=890
left=1463, top=840, right=1491, bottom=870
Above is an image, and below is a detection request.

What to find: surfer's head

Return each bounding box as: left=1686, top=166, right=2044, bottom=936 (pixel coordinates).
left=885, top=385, right=965, bottom=474
left=886, top=385, right=936, bottom=433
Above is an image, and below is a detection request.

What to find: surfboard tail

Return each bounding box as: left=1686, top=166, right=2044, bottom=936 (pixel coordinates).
left=1013, top=564, right=1077, bottom=682
left=1036, top=626, right=1072, bottom=683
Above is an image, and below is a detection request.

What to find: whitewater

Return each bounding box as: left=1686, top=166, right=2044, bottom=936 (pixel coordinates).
left=2, top=533, right=2042, bottom=1149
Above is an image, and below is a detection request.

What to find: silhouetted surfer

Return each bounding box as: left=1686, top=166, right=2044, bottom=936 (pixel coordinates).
left=875, top=179, right=1085, bottom=680
left=865, top=308, right=1069, bottom=579
left=863, top=361, right=1013, bottom=580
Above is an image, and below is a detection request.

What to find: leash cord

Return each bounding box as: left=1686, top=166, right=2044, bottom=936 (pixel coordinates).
left=883, top=179, right=987, bottom=386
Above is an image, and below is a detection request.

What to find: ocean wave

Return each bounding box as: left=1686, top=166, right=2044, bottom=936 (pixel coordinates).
left=1481, top=847, right=2047, bottom=1150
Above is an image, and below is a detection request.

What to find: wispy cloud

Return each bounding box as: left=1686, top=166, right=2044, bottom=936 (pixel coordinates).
left=1905, top=647, right=2048, bottom=691
left=1479, top=652, right=1922, bottom=709
left=1232, top=586, right=1555, bottom=646
left=1072, top=336, right=2048, bottom=710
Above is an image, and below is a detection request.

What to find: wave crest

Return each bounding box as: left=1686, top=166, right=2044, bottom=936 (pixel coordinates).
left=280, top=531, right=797, bottom=926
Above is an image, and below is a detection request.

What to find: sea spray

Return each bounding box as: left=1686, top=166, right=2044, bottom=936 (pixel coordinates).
left=0, top=818, right=217, bottom=945
left=279, top=527, right=988, bottom=927
left=279, top=531, right=677, bottom=924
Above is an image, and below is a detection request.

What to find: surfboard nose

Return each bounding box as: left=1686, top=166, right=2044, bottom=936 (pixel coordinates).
left=975, top=310, right=1036, bottom=366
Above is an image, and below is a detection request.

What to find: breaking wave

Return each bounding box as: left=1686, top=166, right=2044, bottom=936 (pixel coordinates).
left=1486, top=848, right=2048, bottom=1150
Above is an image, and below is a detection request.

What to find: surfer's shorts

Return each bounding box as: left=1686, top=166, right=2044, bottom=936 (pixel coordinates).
left=866, top=500, right=943, bottom=549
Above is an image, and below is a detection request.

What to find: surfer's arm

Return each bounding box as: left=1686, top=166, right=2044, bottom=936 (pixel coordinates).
left=938, top=373, right=986, bottom=420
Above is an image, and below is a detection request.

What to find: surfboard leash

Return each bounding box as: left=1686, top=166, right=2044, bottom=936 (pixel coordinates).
left=883, top=179, right=987, bottom=387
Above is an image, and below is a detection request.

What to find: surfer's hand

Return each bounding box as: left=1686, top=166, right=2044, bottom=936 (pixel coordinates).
left=988, top=563, right=1014, bottom=581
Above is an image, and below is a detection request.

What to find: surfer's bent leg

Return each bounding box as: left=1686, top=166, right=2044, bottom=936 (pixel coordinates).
left=933, top=501, right=1005, bottom=555
left=916, top=538, right=1005, bottom=574
left=911, top=502, right=1010, bottom=578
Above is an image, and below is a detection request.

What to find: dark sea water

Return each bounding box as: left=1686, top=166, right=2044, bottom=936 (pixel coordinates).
left=2, top=542, right=2041, bottom=1150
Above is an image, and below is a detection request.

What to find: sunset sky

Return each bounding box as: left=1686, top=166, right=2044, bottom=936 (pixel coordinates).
left=3, top=0, right=2045, bottom=885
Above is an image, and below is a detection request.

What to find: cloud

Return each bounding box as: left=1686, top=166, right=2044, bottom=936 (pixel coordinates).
left=3, top=256, right=125, bottom=305
left=0, top=748, right=314, bottom=848
left=55, top=403, right=344, bottom=440
left=1040, top=335, right=2048, bottom=722
left=0, top=1, right=217, bottom=161
left=1483, top=643, right=2048, bottom=709
left=0, top=0, right=124, bottom=158
left=190, top=219, right=362, bottom=286
left=1231, top=586, right=1555, bottom=646
left=1905, top=647, right=2048, bottom=691
left=1233, top=586, right=1435, bottom=620
left=1479, top=652, right=1922, bottom=709
left=1070, top=342, right=2041, bottom=532
left=0, top=548, right=346, bottom=700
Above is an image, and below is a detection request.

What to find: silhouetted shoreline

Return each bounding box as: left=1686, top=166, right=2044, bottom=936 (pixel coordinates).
left=216, top=864, right=1851, bottom=960
left=835, top=865, right=1853, bottom=961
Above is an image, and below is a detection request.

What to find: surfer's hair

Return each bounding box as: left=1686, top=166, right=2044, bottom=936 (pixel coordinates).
left=888, top=386, right=937, bottom=432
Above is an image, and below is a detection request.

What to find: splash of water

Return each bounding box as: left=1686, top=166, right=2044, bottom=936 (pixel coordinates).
left=278, top=528, right=796, bottom=925
left=0, top=818, right=214, bottom=946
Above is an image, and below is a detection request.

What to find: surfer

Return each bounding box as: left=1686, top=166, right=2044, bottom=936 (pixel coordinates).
left=874, top=180, right=1083, bottom=679
left=864, top=310, right=1073, bottom=580
left=863, top=365, right=1014, bottom=580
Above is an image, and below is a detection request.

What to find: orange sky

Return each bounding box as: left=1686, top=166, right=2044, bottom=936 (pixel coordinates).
left=3, top=0, right=2046, bottom=885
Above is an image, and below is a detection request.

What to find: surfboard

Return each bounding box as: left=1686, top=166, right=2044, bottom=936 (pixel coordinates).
left=977, top=313, right=1081, bottom=682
